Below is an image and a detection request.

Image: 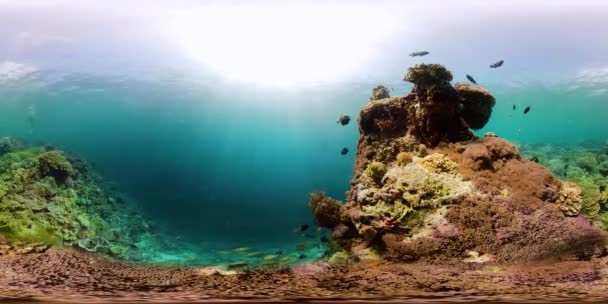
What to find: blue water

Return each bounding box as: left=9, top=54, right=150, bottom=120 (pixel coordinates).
left=1, top=71, right=607, bottom=257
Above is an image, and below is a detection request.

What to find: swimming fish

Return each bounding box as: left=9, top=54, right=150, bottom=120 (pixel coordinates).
left=341, top=147, right=349, bottom=155
left=409, top=51, right=430, bottom=57
left=466, top=74, right=477, bottom=85
left=336, top=114, right=351, bottom=126
left=523, top=106, right=531, bottom=114
left=294, top=224, right=309, bottom=233
left=234, top=247, right=251, bottom=253
left=298, top=254, right=307, bottom=259
left=530, top=156, right=540, bottom=163
left=274, top=250, right=283, bottom=255
left=263, top=255, right=278, bottom=261
left=279, top=256, right=292, bottom=263
left=320, top=236, right=329, bottom=243
left=490, top=60, right=504, bottom=68
left=512, top=104, right=516, bottom=111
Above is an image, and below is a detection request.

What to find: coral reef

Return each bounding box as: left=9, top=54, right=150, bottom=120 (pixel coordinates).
left=311, top=64, right=607, bottom=264
left=369, top=85, right=391, bottom=101
left=0, top=142, right=151, bottom=260
left=309, top=192, right=344, bottom=228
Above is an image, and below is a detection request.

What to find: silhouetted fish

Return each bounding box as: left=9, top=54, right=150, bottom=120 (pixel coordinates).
left=513, top=104, right=516, bottom=111
left=523, top=106, right=531, bottom=114
left=298, top=254, right=307, bottom=259
left=275, top=250, right=283, bottom=255
left=490, top=60, right=504, bottom=68
left=336, top=114, right=351, bottom=126
left=466, top=74, right=477, bottom=85
left=341, top=147, right=349, bottom=155
left=409, top=51, right=429, bottom=57
left=320, top=236, right=329, bottom=243
left=530, top=156, right=540, bottom=163
left=293, top=224, right=309, bottom=233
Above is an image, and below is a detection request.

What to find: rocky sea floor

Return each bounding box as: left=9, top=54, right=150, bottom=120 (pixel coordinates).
left=3, top=247, right=608, bottom=303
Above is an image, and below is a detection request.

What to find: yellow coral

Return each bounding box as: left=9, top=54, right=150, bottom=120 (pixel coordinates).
left=555, top=182, right=583, bottom=216
left=416, top=153, right=459, bottom=174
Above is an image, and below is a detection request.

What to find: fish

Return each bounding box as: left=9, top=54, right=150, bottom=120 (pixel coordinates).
left=341, top=147, right=349, bottom=155
left=263, top=255, right=278, bottom=261
left=336, top=114, right=351, bottom=126
left=523, top=106, right=531, bottom=114
left=530, top=156, right=540, bottom=163
left=279, top=256, right=291, bottom=263
left=227, top=261, right=249, bottom=269
left=294, top=224, right=309, bottom=233
left=512, top=104, right=516, bottom=111
left=298, top=254, right=307, bottom=259
left=233, top=247, right=251, bottom=253
left=466, top=74, right=477, bottom=85
left=320, top=236, right=329, bottom=243
left=409, top=51, right=429, bottom=57
left=274, top=250, right=283, bottom=255
left=245, top=252, right=261, bottom=257
left=490, top=60, right=504, bottom=68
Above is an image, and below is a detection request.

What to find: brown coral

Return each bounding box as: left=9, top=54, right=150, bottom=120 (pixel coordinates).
left=455, top=84, right=496, bottom=130
left=309, top=192, right=344, bottom=228
left=369, top=85, right=391, bottom=101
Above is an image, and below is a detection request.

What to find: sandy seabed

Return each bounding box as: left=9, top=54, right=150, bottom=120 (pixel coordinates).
left=2, top=248, right=608, bottom=303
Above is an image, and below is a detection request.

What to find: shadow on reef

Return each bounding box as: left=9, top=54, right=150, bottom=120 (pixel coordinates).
left=0, top=137, right=152, bottom=260
left=311, top=64, right=608, bottom=265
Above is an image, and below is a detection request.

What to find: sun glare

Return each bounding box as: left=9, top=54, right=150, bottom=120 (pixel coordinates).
left=171, top=4, right=395, bottom=86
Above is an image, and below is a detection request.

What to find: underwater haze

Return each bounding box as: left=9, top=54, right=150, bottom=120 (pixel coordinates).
left=1, top=0, right=608, bottom=265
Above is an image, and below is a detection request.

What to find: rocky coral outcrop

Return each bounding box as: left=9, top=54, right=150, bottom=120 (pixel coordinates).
left=311, top=64, right=607, bottom=264
left=0, top=143, right=150, bottom=260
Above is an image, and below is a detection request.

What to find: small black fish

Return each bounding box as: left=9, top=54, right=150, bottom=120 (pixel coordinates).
left=320, top=236, right=329, bottom=243
left=490, top=60, right=504, bottom=68
left=512, top=104, right=516, bottom=111
left=294, top=224, right=309, bottom=233
left=298, top=254, right=307, bottom=259
left=336, top=114, right=351, bottom=126
left=275, top=250, right=283, bottom=255
left=565, top=164, right=569, bottom=170
left=530, top=156, right=540, bottom=163
left=523, top=106, right=531, bottom=114
left=340, top=147, right=349, bottom=155
left=409, top=51, right=429, bottom=57
left=466, top=74, right=477, bottom=85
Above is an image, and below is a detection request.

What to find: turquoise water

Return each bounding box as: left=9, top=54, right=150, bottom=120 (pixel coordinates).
left=1, top=72, right=607, bottom=265
left=1, top=1, right=607, bottom=267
